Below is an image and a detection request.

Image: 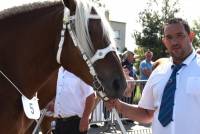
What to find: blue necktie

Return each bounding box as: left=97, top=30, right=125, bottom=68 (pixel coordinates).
left=158, top=64, right=183, bottom=127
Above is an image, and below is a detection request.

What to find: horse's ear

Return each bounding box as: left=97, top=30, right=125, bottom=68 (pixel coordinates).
left=63, top=0, right=76, bottom=15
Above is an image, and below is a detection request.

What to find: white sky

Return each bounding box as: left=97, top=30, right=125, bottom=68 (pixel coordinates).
left=1, top=0, right=200, bottom=51
left=105, top=0, right=200, bottom=51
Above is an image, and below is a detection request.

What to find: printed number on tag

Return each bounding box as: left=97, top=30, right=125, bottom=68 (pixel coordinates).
left=29, top=103, right=34, bottom=114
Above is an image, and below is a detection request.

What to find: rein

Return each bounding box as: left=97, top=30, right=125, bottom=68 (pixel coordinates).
left=56, top=6, right=115, bottom=101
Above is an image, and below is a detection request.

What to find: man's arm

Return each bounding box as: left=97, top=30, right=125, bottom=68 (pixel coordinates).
left=107, top=99, right=154, bottom=124
left=142, top=68, right=152, bottom=77
left=140, top=62, right=152, bottom=77
left=79, top=93, right=96, bottom=132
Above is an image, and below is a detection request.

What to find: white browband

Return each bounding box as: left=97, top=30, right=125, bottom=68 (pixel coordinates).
left=90, top=44, right=116, bottom=64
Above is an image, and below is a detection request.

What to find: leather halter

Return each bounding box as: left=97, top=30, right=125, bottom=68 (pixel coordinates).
left=56, top=7, right=116, bottom=101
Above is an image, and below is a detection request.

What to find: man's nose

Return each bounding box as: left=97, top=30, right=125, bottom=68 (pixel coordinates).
left=170, top=37, right=179, bottom=45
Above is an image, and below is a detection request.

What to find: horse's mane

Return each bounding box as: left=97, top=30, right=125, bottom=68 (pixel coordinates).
left=74, top=0, right=116, bottom=58
left=0, top=0, right=116, bottom=58
left=0, top=0, right=61, bottom=20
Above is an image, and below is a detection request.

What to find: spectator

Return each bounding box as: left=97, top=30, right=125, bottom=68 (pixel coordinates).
left=123, top=65, right=135, bottom=98
left=53, top=67, right=96, bottom=134
left=121, top=65, right=136, bottom=125
left=122, top=50, right=138, bottom=99
left=122, top=51, right=138, bottom=80
left=106, top=18, right=200, bottom=134
left=139, top=50, right=153, bottom=92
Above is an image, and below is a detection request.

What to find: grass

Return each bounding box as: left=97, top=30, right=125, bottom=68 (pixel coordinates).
left=133, top=85, right=142, bottom=104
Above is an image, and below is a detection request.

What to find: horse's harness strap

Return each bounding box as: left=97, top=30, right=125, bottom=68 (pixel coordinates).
left=66, top=19, right=108, bottom=99
left=67, top=16, right=114, bottom=65
left=32, top=109, right=48, bottom=134
left=88, top=14, right=101, bottom=19
left=57, top=6, right=112, bottom=101
left=66, top=15, right=98, bottom=76
left=90, top=44, right=116, bottom=64
left=93, top=76, right=109, bottom=101
left=69, top=14, right=101, bottom=20
left=56, top=7, right=70, bottom=64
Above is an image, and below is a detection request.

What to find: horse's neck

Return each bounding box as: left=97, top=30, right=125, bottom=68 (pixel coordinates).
left=0, top=4, right=63, bottom=98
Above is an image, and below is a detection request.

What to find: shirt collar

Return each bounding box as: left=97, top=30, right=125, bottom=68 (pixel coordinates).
left=182, top=49, right=196, bottom=66
left=59, top=66, right=77, bottom=78
left=169, top=49, right=196, bottom=68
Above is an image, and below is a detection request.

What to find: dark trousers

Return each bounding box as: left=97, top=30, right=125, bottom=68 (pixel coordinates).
left=55, top=116, right=87, bottom=134
left=103, top=103, right=110, bottom=120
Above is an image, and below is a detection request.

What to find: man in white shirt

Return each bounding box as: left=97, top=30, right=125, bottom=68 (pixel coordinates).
left=106, top=18, right=200, bottom=134
left=54, top=67, right=95, bottom=134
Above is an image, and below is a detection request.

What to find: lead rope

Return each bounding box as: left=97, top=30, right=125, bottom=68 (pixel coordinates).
left=32, top=109, right=47, bottom=134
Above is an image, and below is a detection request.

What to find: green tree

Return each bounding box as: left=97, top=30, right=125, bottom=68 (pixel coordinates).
left=133, top=0, right=180, bottom=60
left=191, top=19, right=200, bottom=49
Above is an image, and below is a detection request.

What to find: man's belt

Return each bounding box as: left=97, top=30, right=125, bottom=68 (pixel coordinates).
left=56, top=115, right=79, bottom=122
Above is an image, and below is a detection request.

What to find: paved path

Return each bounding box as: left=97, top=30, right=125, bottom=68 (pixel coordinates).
left=88, top=121, right=152, bottom=134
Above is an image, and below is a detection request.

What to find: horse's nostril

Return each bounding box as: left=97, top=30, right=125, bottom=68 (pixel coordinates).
left=106, top=77, right=126, bottom=98
left=110, top=77, right=126, bottom=98
left=112, top=78, right=122, bottom=91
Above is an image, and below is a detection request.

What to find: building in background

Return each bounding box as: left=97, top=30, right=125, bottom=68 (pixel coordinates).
left=105, top=11, right=126, bottom=53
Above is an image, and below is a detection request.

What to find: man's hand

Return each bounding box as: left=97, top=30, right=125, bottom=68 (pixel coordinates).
left=105, top=99, right=121, bottom=112
left=79, top=116, right=89, bottom=132
left=143, top=68, right=152, bottom=77
left=46, top=100, right=54, bottom=112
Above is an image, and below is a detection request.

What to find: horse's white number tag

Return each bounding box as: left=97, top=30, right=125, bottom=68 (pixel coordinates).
left=21, top=96, right=40, bottom=119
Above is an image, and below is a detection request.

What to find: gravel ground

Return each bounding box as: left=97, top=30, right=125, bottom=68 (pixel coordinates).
left=88, top=121, right=152, bottom=134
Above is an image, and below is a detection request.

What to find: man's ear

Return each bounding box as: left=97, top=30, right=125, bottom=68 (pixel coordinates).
left=162, top=38, right=166, bottom=46
left=189, top=32, right=195, bottom=42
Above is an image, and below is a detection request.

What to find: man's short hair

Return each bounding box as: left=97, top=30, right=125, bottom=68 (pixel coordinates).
left=163, top=18, right=190, bottom=34
left=145, top=50, right=153, bottom=56
left=122, top=51, right=134, bottom=59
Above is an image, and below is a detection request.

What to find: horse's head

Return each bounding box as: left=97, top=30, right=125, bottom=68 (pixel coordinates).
left=58, top=0, right=126, bottom=99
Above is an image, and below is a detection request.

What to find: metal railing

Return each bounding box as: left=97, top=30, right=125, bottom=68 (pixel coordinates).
left=90, top=80, right=152, bottom=134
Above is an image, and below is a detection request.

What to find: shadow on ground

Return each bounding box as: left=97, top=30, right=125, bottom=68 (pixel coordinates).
left=88, top=120, right=152, bottom=134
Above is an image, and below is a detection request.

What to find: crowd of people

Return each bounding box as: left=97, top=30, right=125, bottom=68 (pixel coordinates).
left=44, top=17, right=200, bottom=134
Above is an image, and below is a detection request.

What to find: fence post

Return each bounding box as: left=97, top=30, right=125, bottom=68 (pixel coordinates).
left=112, top=108, right=127, bottom=134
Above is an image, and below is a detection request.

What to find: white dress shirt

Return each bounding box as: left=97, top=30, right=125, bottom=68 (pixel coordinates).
left=54, top=67, right=94, bottom=118
left=139, top=50, right=200, bottom=134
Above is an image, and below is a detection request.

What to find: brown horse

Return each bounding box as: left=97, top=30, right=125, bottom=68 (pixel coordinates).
left=0, top=0, right=126, bottom=133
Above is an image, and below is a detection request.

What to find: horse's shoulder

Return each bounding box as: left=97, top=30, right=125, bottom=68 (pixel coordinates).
left=153, top=57, right=170, bottom=70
